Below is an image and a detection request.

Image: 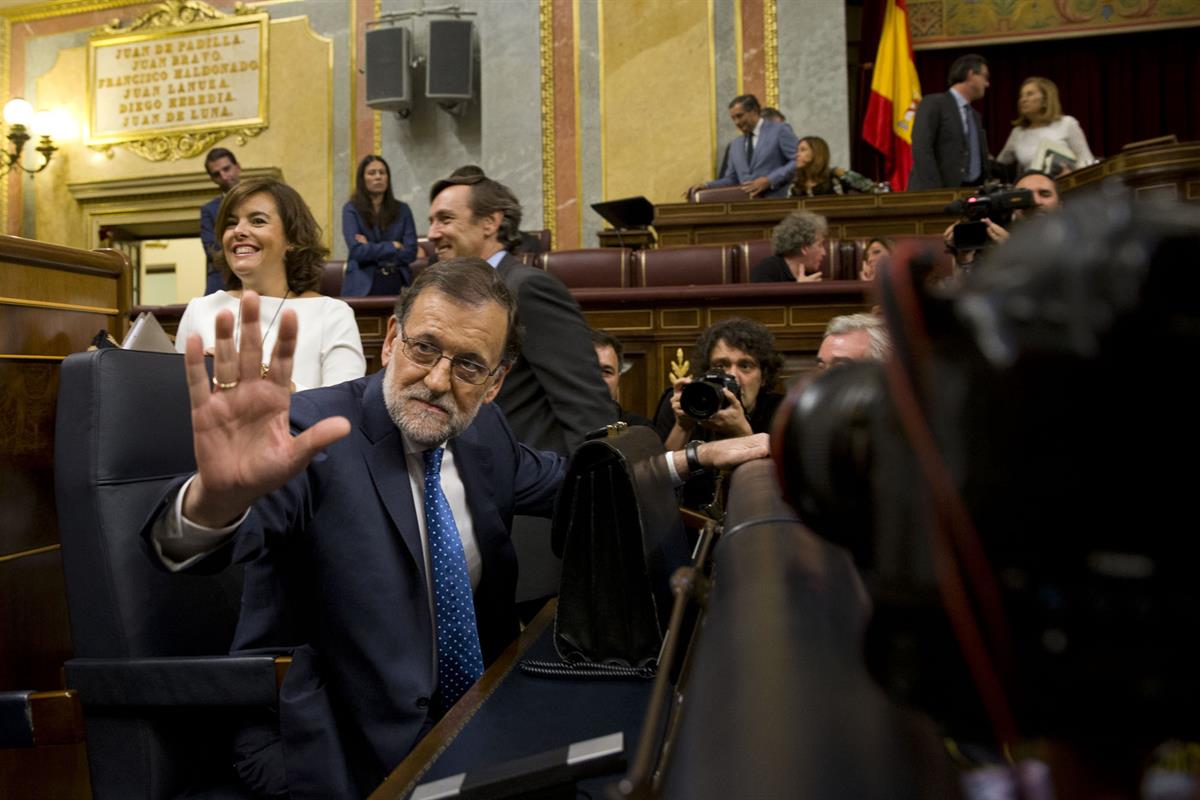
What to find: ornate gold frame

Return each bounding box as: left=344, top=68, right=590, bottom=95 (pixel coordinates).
left=538, top=0, right=556, bottom=243
left=763, top=0, right=778, bottom=108
left=86, top=0, right=268, bottom=161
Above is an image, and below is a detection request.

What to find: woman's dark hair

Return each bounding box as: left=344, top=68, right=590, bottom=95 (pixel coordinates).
left=351, top=154, right=401, bottom=230
left=691, top=317, right=783, bottom=390
left=791, top=136, right=832, bottom=192
left=214, top=177, right=328, bottom=294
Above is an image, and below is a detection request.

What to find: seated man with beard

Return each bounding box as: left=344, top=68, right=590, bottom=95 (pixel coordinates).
left=144, top=259, right=768, bottom=798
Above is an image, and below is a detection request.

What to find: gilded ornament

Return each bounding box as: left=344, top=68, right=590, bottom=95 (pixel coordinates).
left=670, top=348, right=691, bottom=385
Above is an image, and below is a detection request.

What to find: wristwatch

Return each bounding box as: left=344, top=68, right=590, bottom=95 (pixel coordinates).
left=685, top=440, right=705, bottom=475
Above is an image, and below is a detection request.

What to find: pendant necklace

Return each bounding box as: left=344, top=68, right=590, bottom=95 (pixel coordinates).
left=235, top=289, right=290, bottom=378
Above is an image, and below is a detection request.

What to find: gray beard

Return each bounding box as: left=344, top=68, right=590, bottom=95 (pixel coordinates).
left=381, top=357, right=480, bottom=447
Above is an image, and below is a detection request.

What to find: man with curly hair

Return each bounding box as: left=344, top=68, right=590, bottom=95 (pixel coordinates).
left=654, top=318, right=785, bottom=509
left=751, top=210, right=828, bottom=282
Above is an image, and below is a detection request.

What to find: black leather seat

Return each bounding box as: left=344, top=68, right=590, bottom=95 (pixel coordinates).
left=55, top=348, right=277, bottom=799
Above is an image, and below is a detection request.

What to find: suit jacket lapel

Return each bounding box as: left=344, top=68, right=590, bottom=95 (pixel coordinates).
left=360, top=372, right=427, bottom=587
left=750, top=125, right=766, bottom=170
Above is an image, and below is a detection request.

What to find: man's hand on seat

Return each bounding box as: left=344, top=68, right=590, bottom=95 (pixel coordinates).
left=697, top=433, right=770, bottom=470
left=181, top=291, right=350, bottom=527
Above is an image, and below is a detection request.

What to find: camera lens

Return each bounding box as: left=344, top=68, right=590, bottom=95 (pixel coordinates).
left=680, top=381, right=724, bottom=420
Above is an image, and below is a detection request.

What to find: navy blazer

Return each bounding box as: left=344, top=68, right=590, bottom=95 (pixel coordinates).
left=908, top=90, right=990, bottom=190
left=148, top=372, right=564, bottom=796
left=341, top=201, right=419, bottom=297
left=200, top=194, right=224, bottom=295
left=707, top=120, right=799, bottom=199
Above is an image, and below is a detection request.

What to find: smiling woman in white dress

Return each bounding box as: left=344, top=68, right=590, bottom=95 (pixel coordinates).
left=175, top=177, right=366, bottom=391
left=997, top=76, right=1097, bottom=175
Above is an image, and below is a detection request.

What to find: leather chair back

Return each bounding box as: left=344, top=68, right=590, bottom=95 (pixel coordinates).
left=540, top=247, right=632, bottom=289
left=735, top=240, right=774, bottom=283
left=320, top=260, right=346, bottom=297
left=635, top=245, right=734, bottom=287
left=55, top=349, right=250, bottom=798
left=832, top=240, right=864, bottom=281
left=691, top=186, right=752, bottom=203
left=56, top=350, right=242, bottom=659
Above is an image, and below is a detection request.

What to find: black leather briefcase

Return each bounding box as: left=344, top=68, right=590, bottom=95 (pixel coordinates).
left=533, top=423, right=690, bottom=676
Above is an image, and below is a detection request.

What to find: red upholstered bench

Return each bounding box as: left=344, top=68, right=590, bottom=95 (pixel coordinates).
left=634, top=244, right=736, bottom=287
left=320, top=260, right=346, bottom=296
left=540, top=247, right=632, bottom=288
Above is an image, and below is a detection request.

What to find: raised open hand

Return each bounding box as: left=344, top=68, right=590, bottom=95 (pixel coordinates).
left=181, top=291, right=350, bottom=527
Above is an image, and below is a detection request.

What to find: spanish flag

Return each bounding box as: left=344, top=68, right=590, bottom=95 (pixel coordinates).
left=862, top=0, right=922, bottom=191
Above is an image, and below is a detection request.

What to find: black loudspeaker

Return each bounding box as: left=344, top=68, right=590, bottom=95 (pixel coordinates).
left=426, top=19, right=474, bottom=100
left=366, top=26, right=412, bottom=112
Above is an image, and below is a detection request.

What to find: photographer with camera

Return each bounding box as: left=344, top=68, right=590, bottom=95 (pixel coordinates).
left=655, top=319, right=784, bottom=509
left=944, top=170, right=1062, bottom=268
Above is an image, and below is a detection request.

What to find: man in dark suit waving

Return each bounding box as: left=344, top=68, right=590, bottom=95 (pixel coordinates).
left=908, top=54, right=991, bottom=191
left=151, top=262, right=768, bottom=796
left=690, top=94, right=799, bottom=199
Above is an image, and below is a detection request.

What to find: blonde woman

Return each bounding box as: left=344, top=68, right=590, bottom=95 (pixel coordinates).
left=997, top=76, right=1096, bottom=174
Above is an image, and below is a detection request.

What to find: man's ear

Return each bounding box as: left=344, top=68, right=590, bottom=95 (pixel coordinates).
left=381, top=316, right=399, bottom=367
left=480, top=211, right=503, bottom=239
left=480, top=362, right=511, bottom=404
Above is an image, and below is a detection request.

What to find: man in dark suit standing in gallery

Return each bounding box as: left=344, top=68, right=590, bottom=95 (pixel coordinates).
left=690, top=94, right=799, bottom=199
left=427, top=174, right=617, bottom=610
left=908, top=54, right=991, bottom=191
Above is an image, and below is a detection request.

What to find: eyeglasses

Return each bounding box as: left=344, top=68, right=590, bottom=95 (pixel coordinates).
left=400, top=334, right=502, bottom=385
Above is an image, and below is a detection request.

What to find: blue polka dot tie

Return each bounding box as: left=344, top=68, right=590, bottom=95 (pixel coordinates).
left=422, top=447, right=485, bottom=710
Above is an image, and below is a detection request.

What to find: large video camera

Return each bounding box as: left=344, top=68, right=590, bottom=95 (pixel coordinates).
left=774, top=185, right=1200, bottom=745
left=947, top=185, right=1035, bottom=251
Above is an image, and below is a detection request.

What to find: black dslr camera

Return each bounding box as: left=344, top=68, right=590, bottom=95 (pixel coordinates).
left=774, top=185, right=1200, bottom=746
left=680, top=371, right=740, bottom=420
left=947, top=185, right=1035, bottom=251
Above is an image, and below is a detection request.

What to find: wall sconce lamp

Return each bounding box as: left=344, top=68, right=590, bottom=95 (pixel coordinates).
left=1, top=98, right=58, bottom=177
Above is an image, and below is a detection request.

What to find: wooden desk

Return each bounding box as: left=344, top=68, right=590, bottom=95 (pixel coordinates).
left=650, top=141, right=1200, bottom=248
left=597, top=228, right=656, bottom=250
left=370, top=599, right=652, bottom=799
left=0, top=234, right=127, bottom=799
left=652, top=190, right=970, bottom=247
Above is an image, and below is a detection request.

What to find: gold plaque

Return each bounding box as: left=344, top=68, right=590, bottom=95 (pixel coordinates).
left=87, top=0, right=267, bottom=160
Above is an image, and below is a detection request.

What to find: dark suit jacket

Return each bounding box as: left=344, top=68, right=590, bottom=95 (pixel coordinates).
left=707, top=120, right=799, bottom=199
left=146, top=372, right=564, bottom=797
left=494, top=252, right=616, bottom=455
left=200, top=195, right=224, bottom=295
left=908, top=90, right=989, bottom=190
